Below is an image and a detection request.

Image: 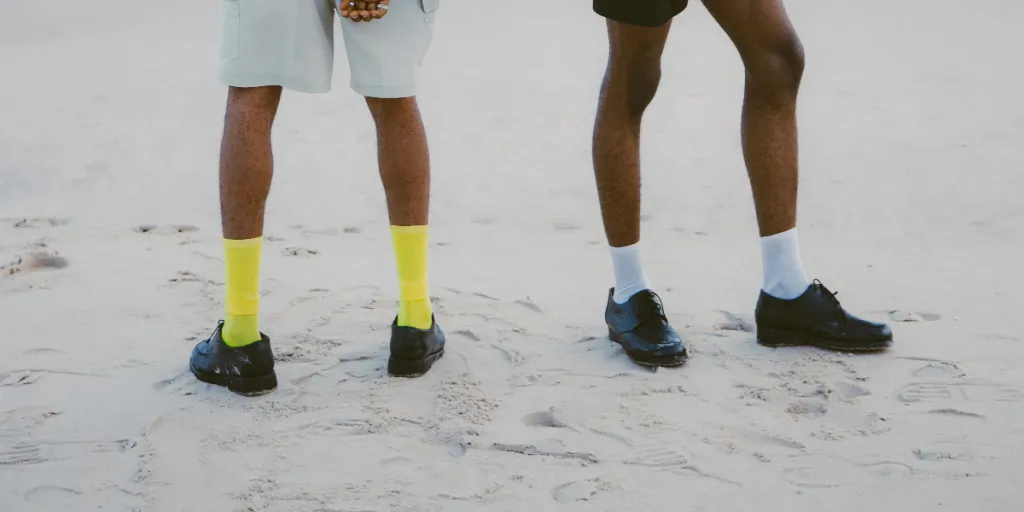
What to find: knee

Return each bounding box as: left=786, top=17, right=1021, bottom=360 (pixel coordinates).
left=605, top=58, right=662, bottom=120
left=625, top=64, right=662, bottom=118
left=365, top=96, right=417, bottom=124
left=226, top=86, right=281, bottom=120
left=743, top=35, right=805, bottom=103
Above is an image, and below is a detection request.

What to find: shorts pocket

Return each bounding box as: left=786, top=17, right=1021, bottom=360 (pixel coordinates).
left=221, top=0, right=241, bottom=59
left=419, top=0, right=439, bottom=23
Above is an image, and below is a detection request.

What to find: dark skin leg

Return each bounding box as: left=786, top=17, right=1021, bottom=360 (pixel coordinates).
left=596, top=0, right=804, bottom=240
left=366, top=97, right=430, bottom=226
left=703, top=0, right=805, bottom=237
left=219, top=86, right=283, bottom=240
left=593, top=20, right=672, bottom=248
left=220, top=91, right=428, bottom=232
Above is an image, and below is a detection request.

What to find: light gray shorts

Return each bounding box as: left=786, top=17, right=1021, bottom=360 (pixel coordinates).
left=219, top=0, right=439, bottom=97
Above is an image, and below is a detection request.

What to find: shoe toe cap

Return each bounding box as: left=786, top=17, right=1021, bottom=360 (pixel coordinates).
left=879, top=323, right=893, bottom=340
left=622, top=330, right=688, bottom=357
left=191, top=339, right=210, bottom=357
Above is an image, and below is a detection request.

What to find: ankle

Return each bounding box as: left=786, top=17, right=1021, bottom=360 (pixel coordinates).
left=223, top=315, right=261, bottom=347
left=760, top=228, right=810, bottom=300
left=398, top=298, right=433, bottom=329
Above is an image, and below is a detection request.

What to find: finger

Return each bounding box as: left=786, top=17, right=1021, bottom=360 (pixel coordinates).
left=376, top=0, right=390, bottom=18
left=358, top=9, right=371, bottom=21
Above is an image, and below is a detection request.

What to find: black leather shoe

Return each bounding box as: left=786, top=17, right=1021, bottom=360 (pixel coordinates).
left=755, top=280, right=893, bottom=352
left=388, top=316, right=445, bottom=377
left=605, top=288, right=688, bottom=367
left=189, top=321, right=278, bottom=396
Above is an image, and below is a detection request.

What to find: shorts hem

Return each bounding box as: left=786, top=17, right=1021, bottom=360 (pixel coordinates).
left=220, top=71, right=331, bottom=94
left=593, top=0, right=687, bottom=28
left=351, top=81, right=418, bottom=99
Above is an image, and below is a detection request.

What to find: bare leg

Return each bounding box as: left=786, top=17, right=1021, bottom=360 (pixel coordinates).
left=702, top=1, right=893, bottom=351
left=366, top=96, right=434, bottom=331
left=594, top=19, right=688, bottom=368
left=218, top=86, right=281, bottom=348
left=366, top=97, right=430, bottom=227
left=593, top=20, right=673, bottom=248
left=220, top=86, right=282, bottom=239
left=703, top=0, right=804, bottom=237
left=189, top=85, right=282, bottom=396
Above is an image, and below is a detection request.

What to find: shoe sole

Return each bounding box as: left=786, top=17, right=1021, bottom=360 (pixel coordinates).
left=757, top=325, right=893, bottom=352
left=608, top=329, right=688, bottom=368
left=189, top=362, right=278, bottom=396
left=388, top=349, right=445, bottom=378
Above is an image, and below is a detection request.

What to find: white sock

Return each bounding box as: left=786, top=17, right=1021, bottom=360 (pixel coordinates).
left=610, top=242, right=652, bottom=304
left=760, top=228, right=812, bottom=300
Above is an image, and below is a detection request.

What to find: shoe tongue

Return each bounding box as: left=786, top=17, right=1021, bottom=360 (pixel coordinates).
left=633, top=291, right=666, bottom=320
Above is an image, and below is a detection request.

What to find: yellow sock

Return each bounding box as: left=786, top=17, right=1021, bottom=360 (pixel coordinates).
left=390, top=225, right=433, bottom=330
left=222, top=237, right=263, bottom=347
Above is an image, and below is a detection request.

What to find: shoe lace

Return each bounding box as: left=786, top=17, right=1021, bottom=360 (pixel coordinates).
left=812, top=279, right=846, bottom=322
left=636, top=291, right=668, bottom=322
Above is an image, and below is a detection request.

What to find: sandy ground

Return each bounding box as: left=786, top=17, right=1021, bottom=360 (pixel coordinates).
left=2, top=0, right=1023, bottom=510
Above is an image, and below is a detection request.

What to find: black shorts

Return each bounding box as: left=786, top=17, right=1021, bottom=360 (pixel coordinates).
left=594, top=0, right=689, bottom=28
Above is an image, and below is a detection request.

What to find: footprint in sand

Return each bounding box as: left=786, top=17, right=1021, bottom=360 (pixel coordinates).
left=0, top=408, right=61, bottom=437
left=282, top=246, right=318, bottom=257
left=0, top=439, right=136, bottom=466
left=296, top=417, right=382, bottom=436
left=450, top=329, right=481, bottom=342
left=152, top=372, right=201, bottom=396
left=926, top=408, right=984, bottom=419
left=898, top=382, right=1024, bottom=403
left=781, top=460, right=856, bottom=489
left=0, top=371, right=42, bottom=387
left=291, top=225, right=360, bottom=236
left=624, top=444, right=690, bottom=470
left=168, top=270, right=209, bottom=283
left=713, top=311, right=753, bottom=333
left=491, top=344, right=525, bottom=366
left=522, top=409, right=569, bottom=429
left=857, top=460, right=915, bottom=479
left=23, top=486, right=83, bottom=506
left=912, top=440, right=1000, bottom=463
left=912, top=362, right=966, bottom=379
left=888, top=310, right=942, bottom=323
left=787, top=398, right=829, bottom=417
left=833, top=381, right=872, bottom=402
left=515, top=299, right=543, bottom=314
left=625, top=442, right=739, bottom=485
left=12, top=217, right=69, bottom=229
left=491, top=442, right=598, bottom=463
left=135, top=224, right=199, bottom=234
left=552, top=479, right=603, bottom=503
left=0, top=369, right=104, bottom=387
left=2, top=250, right=69, bottom=276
